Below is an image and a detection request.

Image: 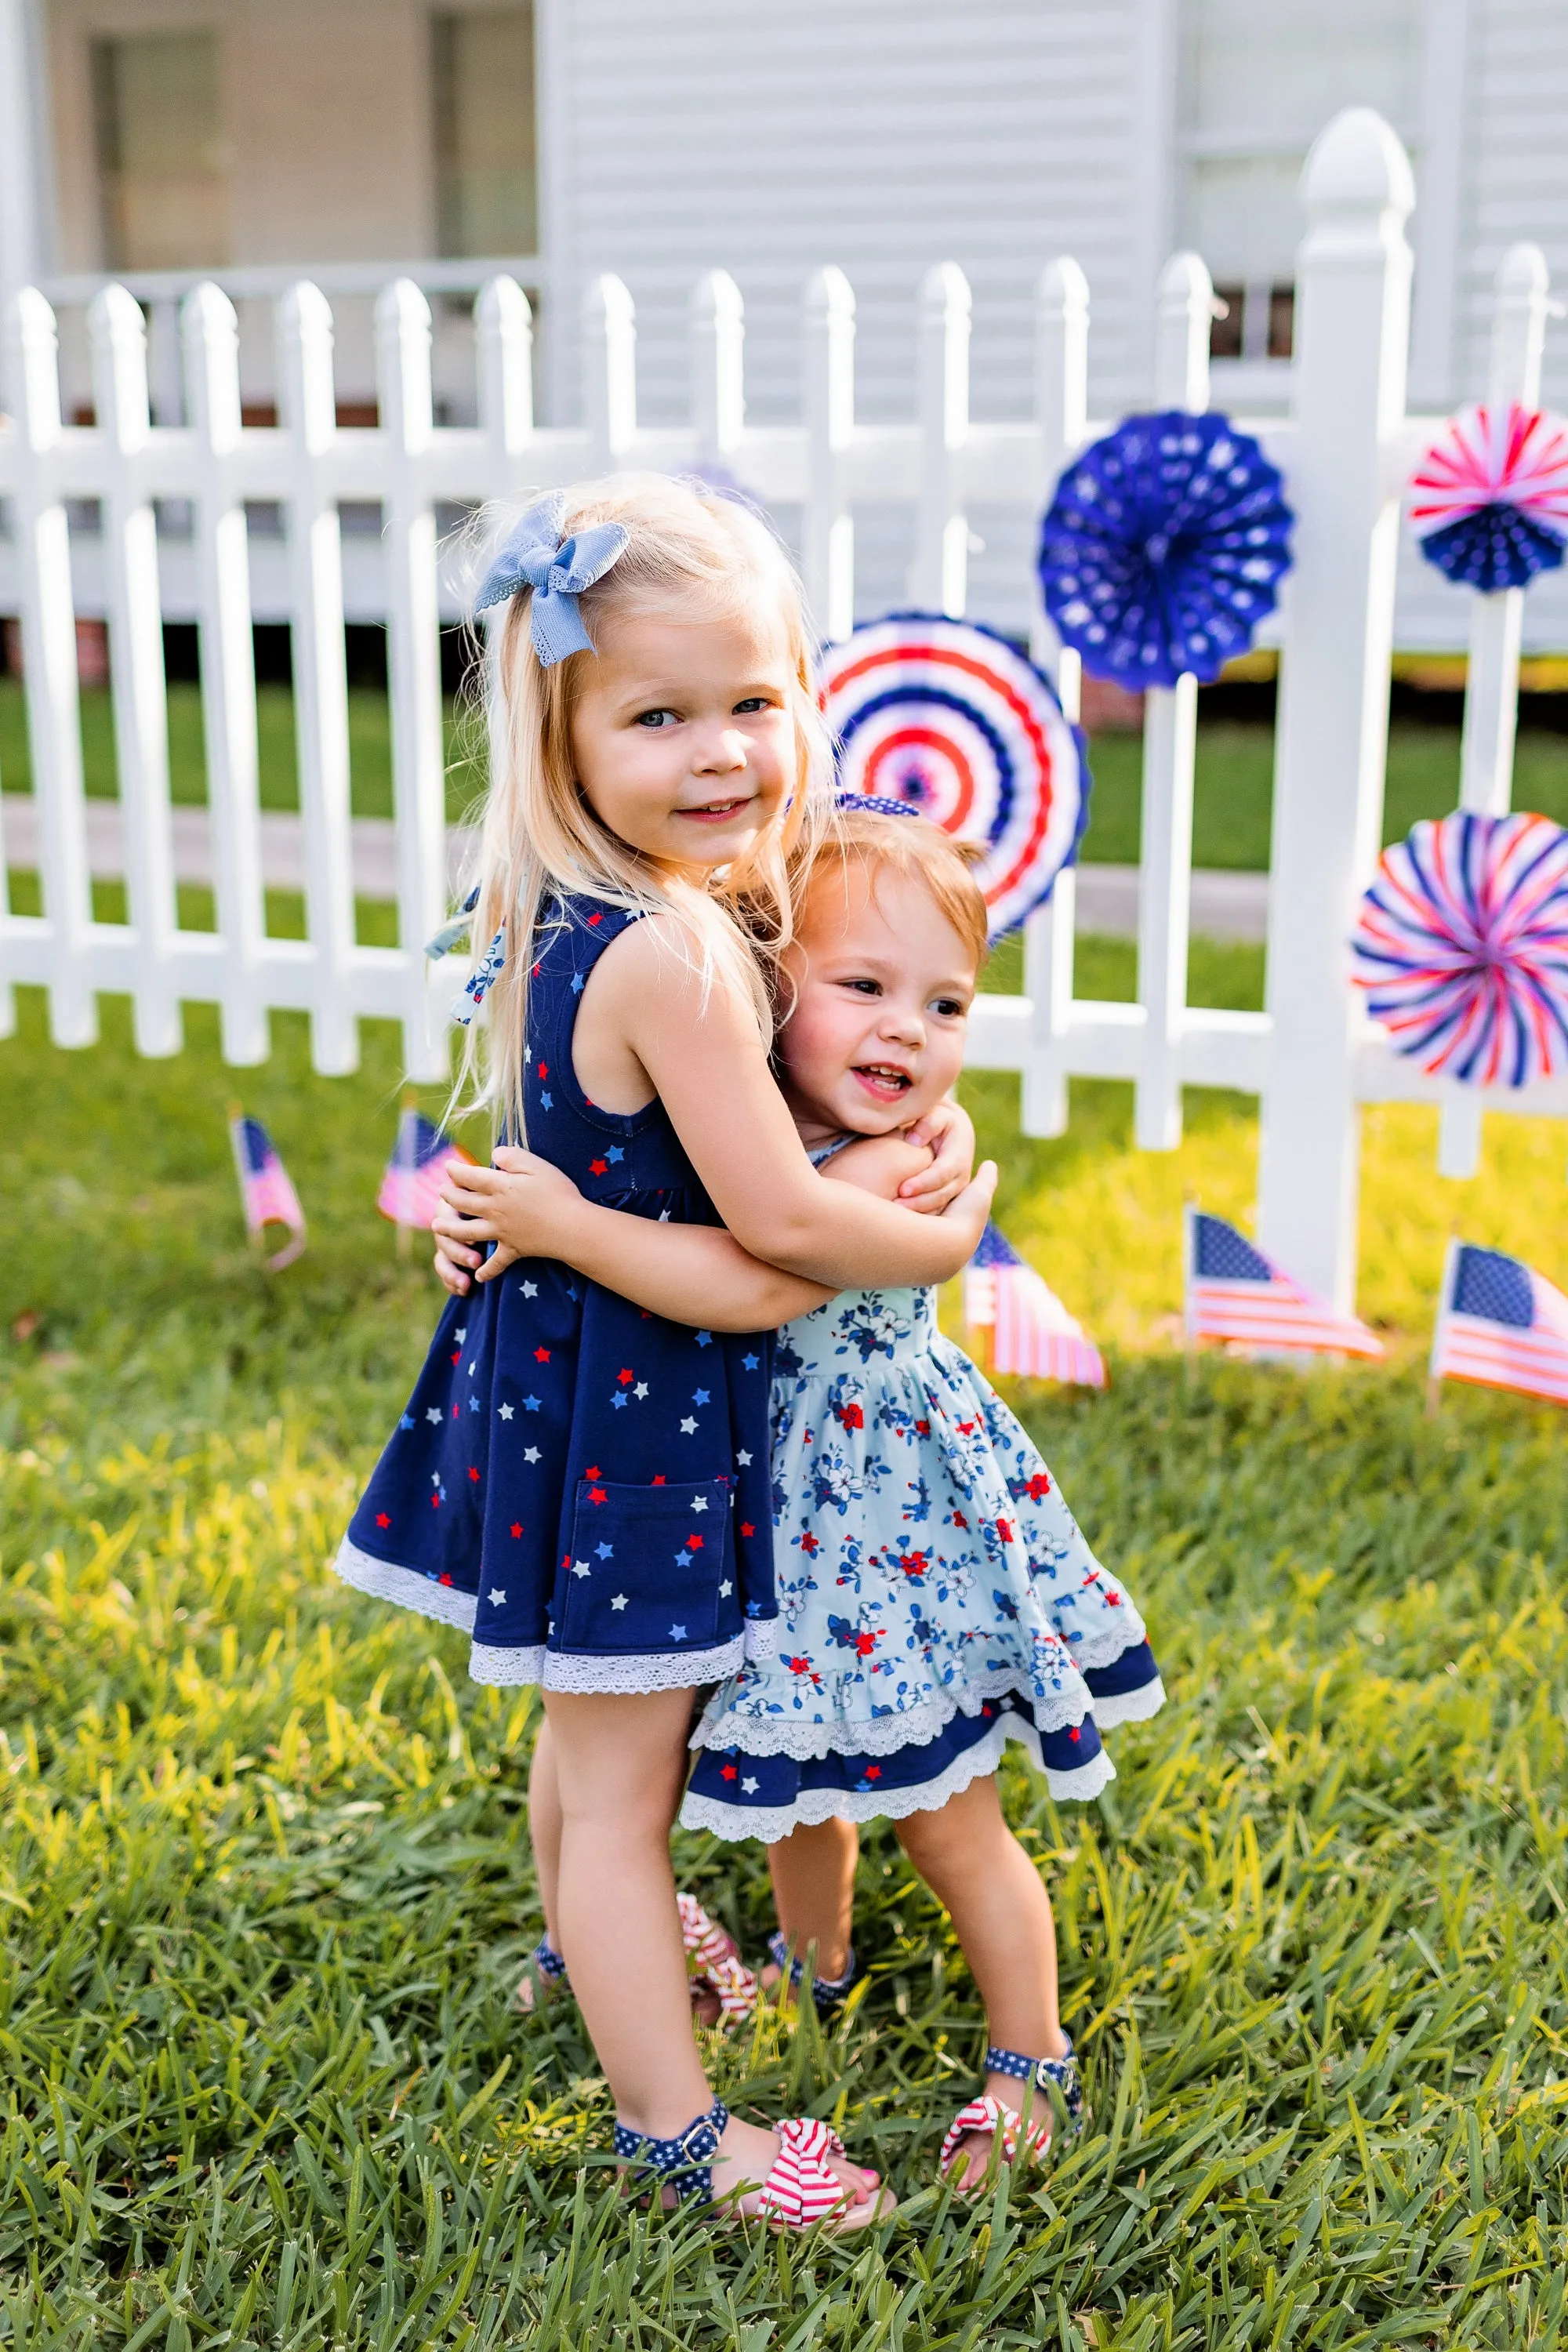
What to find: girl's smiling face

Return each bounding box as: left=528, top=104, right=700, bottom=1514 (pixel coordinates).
left=568, top=607, right=799, bottom=875
left=776, top=857, right=978, bottom=1147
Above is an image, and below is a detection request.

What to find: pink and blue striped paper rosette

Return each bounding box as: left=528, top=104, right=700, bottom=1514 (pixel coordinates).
left=1350, top=810, right=1568, bottom=1087
left=1406, top=401, right=1568, bottom=591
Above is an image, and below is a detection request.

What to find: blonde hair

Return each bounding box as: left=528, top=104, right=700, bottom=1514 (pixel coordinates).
left=456, top=474, right=832, bottom=1141
left=793, top=804, right=991, bottom=976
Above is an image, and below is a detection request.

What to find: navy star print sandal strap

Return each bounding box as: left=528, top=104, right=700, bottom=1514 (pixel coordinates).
left=513, top=1934, right=570, bottom=2013
left=985, top=2038, right=1083, bottom=2129
left=767, top=1930, right=859, bottom=2017
left=614, top=2097, right=730, bottom=2205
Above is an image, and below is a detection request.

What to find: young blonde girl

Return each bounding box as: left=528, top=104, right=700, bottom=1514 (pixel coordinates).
left=440, top=806, right=1163, bottom=2190
left=337, top=478, right=995, bottom=2227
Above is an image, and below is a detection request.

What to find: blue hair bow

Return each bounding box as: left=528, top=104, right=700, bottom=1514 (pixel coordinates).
left=474, top=492, right=630, bottom=665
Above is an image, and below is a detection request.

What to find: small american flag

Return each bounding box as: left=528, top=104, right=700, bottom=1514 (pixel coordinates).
left=378, top=1109, right=474, bottom=1230
left=1185, top=1208, right=1383, bottom=1359
left=229, top=1114, right=307, bottom=1270
left=964, top=1221, right=1106, bottom=1388
left=1430, top=1240, right=1568, bottom=1406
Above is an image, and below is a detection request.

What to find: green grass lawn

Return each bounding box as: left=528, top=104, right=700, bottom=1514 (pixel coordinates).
left=5, top=986, right=1568, bottom=2347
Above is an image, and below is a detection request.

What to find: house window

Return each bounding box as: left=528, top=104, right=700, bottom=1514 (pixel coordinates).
left=91, top=31, right=228, bottom=271
left=1181, top=0, right=1421, bottom=356
left=432, top=6, right=537, bottom=257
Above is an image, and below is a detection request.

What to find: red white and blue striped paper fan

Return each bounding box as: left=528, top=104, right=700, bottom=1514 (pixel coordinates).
left=820, top=614, right=1090, bottom=938
left=1407, top=403, right=1568, bottom=591
left=1350, top=810, right=1568, bottom=1087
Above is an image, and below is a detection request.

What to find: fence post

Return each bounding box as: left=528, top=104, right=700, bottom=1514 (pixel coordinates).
left=1134, top=252, right=1212, bottom=1151
left=1256, top=108, right=1414, bottom=1308
left=277, top=280, right=358, bottom=1076
left=1022, top=256, right=1089, bottom=1138
left=377, top=279, right=450, bottom=1084
left=803, top=266, right=855, bottom=645
left=691, top=269, right=744, bottom=464
left=583, top=273, right=637, bottom=466
left=1437, top=241, right=1552, bottom=1178
left=89, top=282, right=182, bottom=1057
left=183, top=281, right=268, bottom=1067
left=908, top=262, right=971, bottom=615
left=2, top=286, right=95, bottom=1046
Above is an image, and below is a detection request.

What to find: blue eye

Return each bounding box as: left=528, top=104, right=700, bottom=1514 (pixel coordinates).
left=634, top=709, right=677, bottom=728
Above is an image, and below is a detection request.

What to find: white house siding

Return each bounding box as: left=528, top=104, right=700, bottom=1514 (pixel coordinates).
left=541, top=0, right=1163, bottom=628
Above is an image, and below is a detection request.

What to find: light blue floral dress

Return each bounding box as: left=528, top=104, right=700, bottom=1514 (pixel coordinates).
left=681, top=1244, right=1163, bottom=1842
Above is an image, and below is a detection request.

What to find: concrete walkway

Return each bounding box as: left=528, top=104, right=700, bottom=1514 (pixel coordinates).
left=1, top=793, right=1271, bottom=943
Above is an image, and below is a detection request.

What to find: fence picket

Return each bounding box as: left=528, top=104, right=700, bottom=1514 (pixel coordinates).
left=1133, top=253, right=1213, bottom=1152
left=183, top=281, right=268, bottom=1067
left=691, top=270, right=744, bottom=464
left=584, top=274, right=637, bottom=466
left=1438, top=241, right=1554, bottom=1178
left=376, top=279, right=449, bottom=1083
left=2, top=286, right=96, bottom=1046
left=1020, top=256, right=1090, bottom=1140
left=476, top=274, right=535, bottom=486
left=90, top=283, right=182, bottom=1057
left=803, top=266, right=855, bottom=645
left=909, top=262, right=971, bottom=615
left=276, top=281, right=358, bottom=1075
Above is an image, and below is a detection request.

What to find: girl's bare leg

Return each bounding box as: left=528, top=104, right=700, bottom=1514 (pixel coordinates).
left=894, top=1773, right=1068, bottom=2189
left=528, top=1715, right=564, bottom=1951
left=764, top=1818, right=858, bottom=1990
left=543, top=1687, right=879, bottom=2209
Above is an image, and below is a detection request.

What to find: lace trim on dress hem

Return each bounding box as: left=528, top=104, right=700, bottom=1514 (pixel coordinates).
left=1052, top=1613, right=1149, bottom=1668
left=743, top=1618, right=779, bottom=1662
left=335, top=1537, right=478, bottom=1635
left=677, top=1714, right=1116, bottom=1843
left=691, top=1661, right=1094, bottom=1761
left=467, top=1632, right=748, bottom=1693
left=1083, top=1675, right=1167, bottom=1730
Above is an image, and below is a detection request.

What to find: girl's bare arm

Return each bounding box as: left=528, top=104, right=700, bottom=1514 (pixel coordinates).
left=436, top=1135, right=941, bottom=1328
left=437, top=1148, right=833, bottom=1328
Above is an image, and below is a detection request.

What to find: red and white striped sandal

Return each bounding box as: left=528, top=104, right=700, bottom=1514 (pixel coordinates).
left=939, top=2039, right=1083, bottom=2190
left=614, top=2100, right=895, bottom=2232
left=677, top=1891, right=760, bottom=2029
left=514, top=1891, right=758, bottom=2030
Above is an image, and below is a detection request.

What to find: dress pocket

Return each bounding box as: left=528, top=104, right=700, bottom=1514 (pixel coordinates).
left=557, top=1476, right=731, bottom=1654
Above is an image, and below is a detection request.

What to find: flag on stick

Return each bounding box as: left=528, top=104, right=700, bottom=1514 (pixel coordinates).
left=378, top=1108, right=474, bottom=1231
left=228, top=1112, right=307, bottom=1271
left=1429, top=1238, right=1568, bottom=1406
left=1184, top=1207, right=1383, bottom=1359
left=964, top=1221, right=1106, bottom=1388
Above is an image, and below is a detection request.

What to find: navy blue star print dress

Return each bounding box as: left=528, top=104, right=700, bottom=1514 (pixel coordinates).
left=335, top=895, right=778, bottom=1692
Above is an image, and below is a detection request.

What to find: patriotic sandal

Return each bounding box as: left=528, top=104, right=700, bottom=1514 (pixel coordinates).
left=515, top=1896, right=758, bottom=2027
left=614, top=2098, right=895, bottom=2231
left=939, top=2039, right=1083, bottom=2188
left=679, top=1892, right=760, bottom=2028
left=764, top=1929, right=860, bottom=2018
left=512, top=1934, right=571, bottom=2013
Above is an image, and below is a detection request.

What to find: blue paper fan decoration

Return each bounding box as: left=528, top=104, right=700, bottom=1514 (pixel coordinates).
left=1037, top=410, right=1294, bottom=691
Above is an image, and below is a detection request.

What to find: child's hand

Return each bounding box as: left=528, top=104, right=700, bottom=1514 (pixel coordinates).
left=434, top=1148, right=586, bottom=1283
left=939, top=1160, right=998, bottom=1257
left=898, top=1098, right=977, bottom=1214
left=434, top=1232, right=477, bottom=1295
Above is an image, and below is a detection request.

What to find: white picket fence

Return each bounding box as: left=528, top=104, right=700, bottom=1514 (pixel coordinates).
left=0, top=104, right=1563, bottom=1314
